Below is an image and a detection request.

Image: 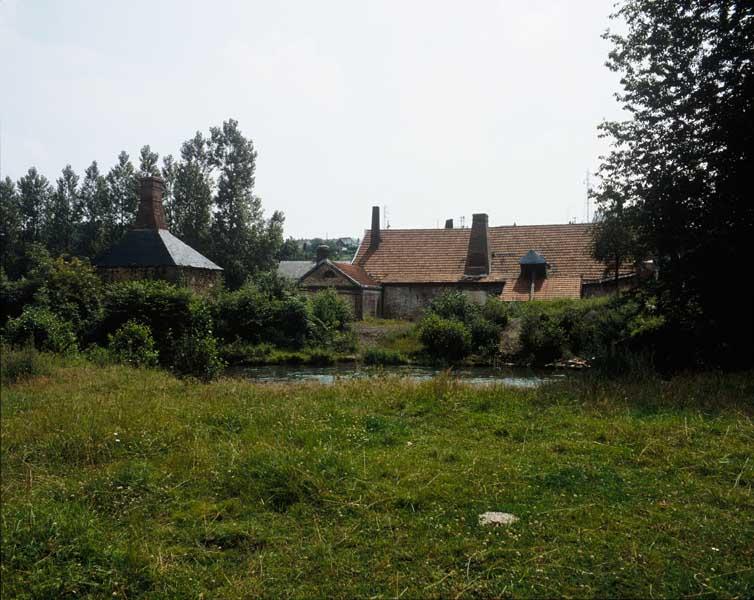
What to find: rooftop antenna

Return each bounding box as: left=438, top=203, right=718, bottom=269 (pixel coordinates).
left=382, top=205, right=390, bottom=229
left=583, top=170, right=592, bottom=223
left=459, top=215, right=466, bottom=229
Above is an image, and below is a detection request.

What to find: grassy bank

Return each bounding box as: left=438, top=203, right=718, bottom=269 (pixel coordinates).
left=1, top=358, right=753, bottom=598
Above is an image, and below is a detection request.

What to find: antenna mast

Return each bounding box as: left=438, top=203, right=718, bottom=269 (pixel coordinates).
left=584, top=170, right=592, bottom=223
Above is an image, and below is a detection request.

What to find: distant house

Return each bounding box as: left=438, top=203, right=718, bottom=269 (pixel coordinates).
left=279, top=207, right=635, bottom=319
left=95, top=176, right=223, bottom=294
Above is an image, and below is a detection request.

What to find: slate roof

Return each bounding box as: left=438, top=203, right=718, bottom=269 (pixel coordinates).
left=95, top=229, right=222, bottom=270
left=353, top=223, right=631, bottom=284
left=278, top=260, right=314, bottom=281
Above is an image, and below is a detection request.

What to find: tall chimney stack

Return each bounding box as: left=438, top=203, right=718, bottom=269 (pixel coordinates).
left=464, top=213, right=490, bottom=276
left=444, top=218, right=454, bottom=229
left=369, top=206, right=380, bottom=249
left=134, top=176, right=168, bottom=230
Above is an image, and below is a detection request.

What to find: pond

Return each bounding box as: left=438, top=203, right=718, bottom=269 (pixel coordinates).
left=229, top=364, right=567, bottom=388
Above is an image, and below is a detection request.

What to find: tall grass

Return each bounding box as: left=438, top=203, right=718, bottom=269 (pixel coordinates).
left=1, top=357, right=752, bottom=598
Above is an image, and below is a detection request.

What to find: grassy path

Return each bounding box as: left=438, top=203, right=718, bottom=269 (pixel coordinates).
left=2, top=361, right=753, bottom=598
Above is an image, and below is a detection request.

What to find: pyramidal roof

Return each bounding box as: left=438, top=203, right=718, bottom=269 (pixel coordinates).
left=94, top=176, right=222, bottom=271
left=96, top=229, right=222, bottom=270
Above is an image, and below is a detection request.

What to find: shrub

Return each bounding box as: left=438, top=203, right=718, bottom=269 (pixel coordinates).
left=418, top=314, right=471, bottom=363
left=213, top=284, right=310, bottom=348
left=108, top=321, right=159, bottom=368
left=0, top=276, right=38, bottom=325
left=0, top=343, right=51, bottom=384
left=309, top=288, right=352, bottom=332
left=363, top=347, right=407, bottom=366
left=5, top=306, right=77, bottom=353
left=101, top=280, right=198, bottom=358
left=36, top=256, right=103, bottom=342
left=307, top=348, right=336, bottom=365
left=169, top=331, right=225, bottom=380
left=518, top=311, right=568, bottom=364
left=481, top=297, right=509, bottom=327
left=427, top=290, right=481, bottom=324
left=469, top=317, right=501, bottom=356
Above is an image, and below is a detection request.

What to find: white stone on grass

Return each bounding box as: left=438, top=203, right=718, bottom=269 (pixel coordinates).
left=478, top=511, right=518, bottom=526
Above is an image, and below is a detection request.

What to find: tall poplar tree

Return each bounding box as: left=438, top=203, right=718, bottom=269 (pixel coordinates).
left=107, top=151, right=137, bottom=235
left=79, top=161, right=112, bottom=257
left=17, top=167, right=52, bottom=246
left=172, top=132, right=213, bottom=254
left=46, top=165, right=80, bottom=256
left=0, top=177, right=23, bottom=276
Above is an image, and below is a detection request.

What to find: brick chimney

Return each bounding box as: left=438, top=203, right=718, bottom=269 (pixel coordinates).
left=316, top=244, right=330, bottom=263
left=464, top=213, right=490, bottom=276
left=445, top=218, right=454, bottom=229
left=369, top=206, right=380, bottom=249
left=134, top=176, right=168, bottom=230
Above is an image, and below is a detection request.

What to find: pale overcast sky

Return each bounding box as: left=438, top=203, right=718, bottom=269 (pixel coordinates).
left=1, top=0, right=624, bottom=238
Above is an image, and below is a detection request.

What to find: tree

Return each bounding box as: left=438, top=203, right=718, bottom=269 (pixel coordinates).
left=209, top=119, right=282, bottom=287
left=595, top=0, right=754, bottom=367
left=138, top=145, right=160, bottom=177
left=0, top=177, right=23, bottom=276
left=46, top=165, right=80, bottom=256
left=107, top=151, right=137, bottom=235
left=171, top=132, right=213, bottom=253
left=78, top=161, right=112, bottom=257
left=17, top=167, right=51, bottom=246
left=160, top=154, right=176, bottom=228
left=592, top=185, right=644, bottom=291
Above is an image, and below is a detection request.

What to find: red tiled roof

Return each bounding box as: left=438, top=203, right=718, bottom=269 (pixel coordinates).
left=501, top=276, right=583, bottom=301
left=333, top=262, right=379, bottom=287
left=353, top=223, right=631, bottom=284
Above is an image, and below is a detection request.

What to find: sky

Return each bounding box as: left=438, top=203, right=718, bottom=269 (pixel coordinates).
left=0, top=0, right=625, bottom=239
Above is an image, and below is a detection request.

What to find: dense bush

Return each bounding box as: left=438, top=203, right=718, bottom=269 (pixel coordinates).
left=5, top=306, right=78, bottom=353
left=362, top=347, right=407, bottom=366
left=420, top=291, right=505, bottom=361
left=35, top=256, right=104, bottom=342
left=518, top=311, right=569, bottom=364
left=108, top=321, right=159, bottom=368
left=0, top=276, right=39, bottom=326
left=213, top=282, right=310, bottom=348
left=427, top=290, right=481, bottom=324
left=0, top=344, right=51, bottom=384
left=418, top=313, right=472, bottom=363
left=169, top=330, right=225, bottom=381
left=309, top=288, right=352, bottom=332
left=469, top=317, right=501, bottom=356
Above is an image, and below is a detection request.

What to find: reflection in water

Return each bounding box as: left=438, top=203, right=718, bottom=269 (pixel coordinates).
left=229, top=365, right=565, bottom=388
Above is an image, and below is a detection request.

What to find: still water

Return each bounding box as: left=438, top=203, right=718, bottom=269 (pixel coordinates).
left=229, top=364, right=565, bottom=388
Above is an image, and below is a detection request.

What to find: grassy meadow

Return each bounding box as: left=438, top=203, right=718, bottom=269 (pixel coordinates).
left=1, top=356, right=753, bottom=598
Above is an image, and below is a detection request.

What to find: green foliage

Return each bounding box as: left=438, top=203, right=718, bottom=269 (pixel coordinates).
left=596, top=1, right=754, bottom=368
left=518, top=310, right=569, bottom=364
left=35, top=255, right=103, bottom=341
left=427, top=289, right=481, bottom=323
left=5, top=306, right=77, bottom=353
left=0, top=343, right=51, bottom=384
left=309, top=288, right=352, bottom=332
left=417, top=313, right=471, bottom=363
left=101, top=280, right=196, bottom=355
left=214, top=282, right=310, bottom=348
left=169, top=329, right=225, bottom=381
left=108, top=321, right=159, bottom=368
left=420, top=291, right=505, bottom=360
left=362, top=347, right=407, bottom=366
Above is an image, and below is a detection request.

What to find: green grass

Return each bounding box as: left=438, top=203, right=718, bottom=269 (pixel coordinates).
left=2, top=357, right=753, bottom=598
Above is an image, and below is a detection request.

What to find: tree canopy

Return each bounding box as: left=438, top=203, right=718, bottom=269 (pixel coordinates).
left=594, top=0, right=754, bottom=367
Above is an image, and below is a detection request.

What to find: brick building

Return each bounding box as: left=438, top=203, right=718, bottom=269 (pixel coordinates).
left=95, top=176, right=223, bottom=293
left=281, top=207, right=636, bottom=319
